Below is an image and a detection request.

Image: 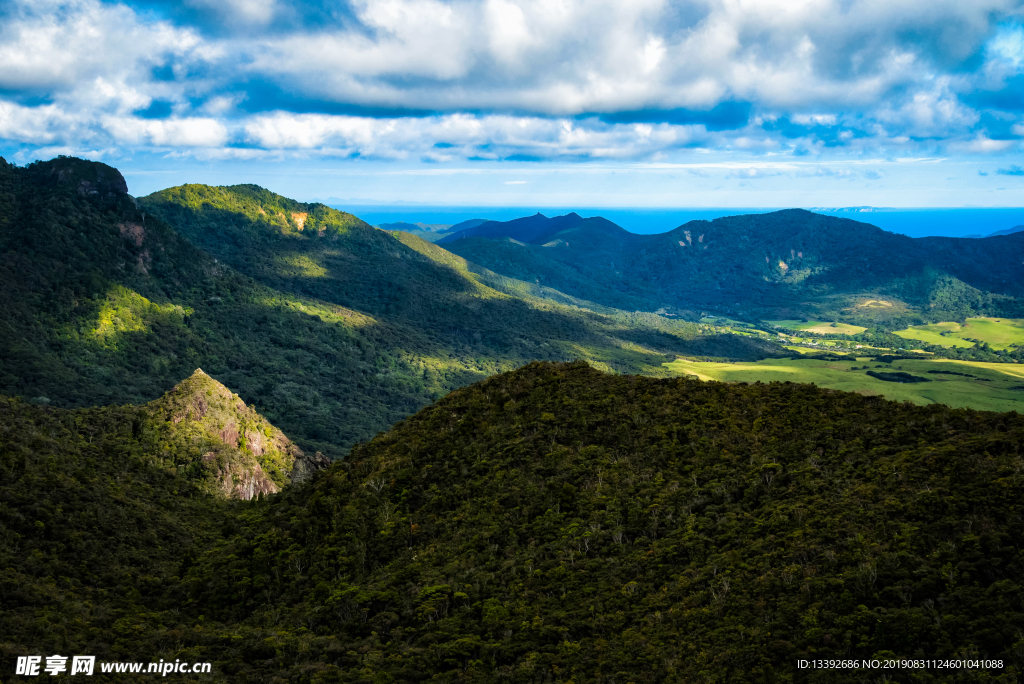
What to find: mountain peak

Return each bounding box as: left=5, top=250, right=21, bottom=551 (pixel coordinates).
left=29, top=156, right=129, bottom=197
left=147, top=370, right=327, bottom=498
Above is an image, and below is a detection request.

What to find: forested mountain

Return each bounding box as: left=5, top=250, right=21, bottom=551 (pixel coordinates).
left=3, top=361, right=1022, bottom=681
left=0, top=156, right=778, bottom=457
left=440, top=210, right=1024, bottom=326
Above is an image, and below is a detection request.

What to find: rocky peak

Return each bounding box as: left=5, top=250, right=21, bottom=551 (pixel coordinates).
left=148, top=369, right=329, bottom=499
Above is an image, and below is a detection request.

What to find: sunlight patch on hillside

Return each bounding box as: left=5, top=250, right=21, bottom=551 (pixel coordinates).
left=277, top=253, right=328, bottom=278
left=87, top=286, right=190, bottom=346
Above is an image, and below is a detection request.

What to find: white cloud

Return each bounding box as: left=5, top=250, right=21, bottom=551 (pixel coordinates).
left=242, top=111, right=706, bottom=159
left=0, top=0, right=201, bottom=92
left=960, top=135, right=1017, bottom=153
left=103, top=116, right=229, bottom=147
left=1, top=0, right=1023, bottom=162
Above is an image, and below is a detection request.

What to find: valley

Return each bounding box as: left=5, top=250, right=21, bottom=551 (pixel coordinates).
left=665, top=355, right=1024, bottom=412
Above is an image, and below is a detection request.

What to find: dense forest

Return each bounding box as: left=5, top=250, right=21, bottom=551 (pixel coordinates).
left=2, top=361, right=1023, bottom=682
left=439, top=211, right=1024, bottom=326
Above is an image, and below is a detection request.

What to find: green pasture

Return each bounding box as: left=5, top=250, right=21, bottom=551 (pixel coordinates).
left=895, top=317, right=1024, bottom=350
left=665, top=356, right=1024, bottom=413
left=768, top=319, right=868, bottom=334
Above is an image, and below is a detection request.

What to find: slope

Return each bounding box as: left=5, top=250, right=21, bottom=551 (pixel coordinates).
left=138, top=182, right=781, bottom=367
left=987, top=225, right=1024, bottom=237
left=175, top=361, right=1024, bottom=681
left=440, top=209, right=1024, bottom=325
left=0, top=156, right=784, bottom=460
left=0, top=367, right=326, bottom=672
left=0, top=157, right=451, bottom=457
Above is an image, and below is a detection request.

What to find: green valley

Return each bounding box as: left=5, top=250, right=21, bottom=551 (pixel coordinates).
left=895, top=317, right=1024, bottom=351
left=665, top=355, right=1024, bottom=413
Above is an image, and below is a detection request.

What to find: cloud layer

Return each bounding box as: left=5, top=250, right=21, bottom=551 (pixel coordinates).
left=2, top=0, right=1024, bottom=162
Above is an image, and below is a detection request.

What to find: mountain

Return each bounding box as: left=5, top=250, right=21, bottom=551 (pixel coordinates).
left=439, top=209, right=1024, bottom=325
left=376, top=219, right=490, bottom=243
left=0, top=367, right=327, bottom=668
left=448, top=217, right=489, bottom=232
left=138, top=182, right=781, bottom=367
left=987, top=224, right=1024, bottom=237
left=0, top=157, right=439, bottom=457
left=0, top=156, right=783, bottom=460
left=4, top=361, right=1022, bottom=680
left=149, top=368, right=328, bottom=497
left=439, top=212, right=597, bottom=244
left=377, top=221, right=454, bottom=242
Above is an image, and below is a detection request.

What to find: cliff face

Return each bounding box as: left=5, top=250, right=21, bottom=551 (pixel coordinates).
left=147, top=369, right=327, bottom=499
left=290, top=449, right=331, bottom=485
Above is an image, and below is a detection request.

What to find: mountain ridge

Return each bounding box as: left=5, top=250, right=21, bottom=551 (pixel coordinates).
left=439, top=208, right=1024, bottom=324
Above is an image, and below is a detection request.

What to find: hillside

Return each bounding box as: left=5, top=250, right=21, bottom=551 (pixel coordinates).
left=137, top=182, right=781, bottom=368
left=0, top=156, right=442, bottom=457
left=4, top=361, right=1022, bottom=681
left=0, top=368, right=328, bottom=673
left=440, top=210, right=1024, bottom=326
left=0, top=156, right=782, bottom=458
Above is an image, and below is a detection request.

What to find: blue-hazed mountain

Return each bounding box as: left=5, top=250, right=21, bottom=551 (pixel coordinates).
left=987, top=224, right=1024, bottom=237
left=438, top=212, right=605, bottom=245
left=376, top=218, right=489, bottom=243
left=439, top=209, right=1024, bottom=325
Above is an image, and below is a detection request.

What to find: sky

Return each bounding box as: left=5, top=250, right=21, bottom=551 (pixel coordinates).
left=2, top=0, right=1024, bottom=207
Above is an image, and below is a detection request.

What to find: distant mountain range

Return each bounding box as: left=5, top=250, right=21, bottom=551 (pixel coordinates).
left=435, top=210, right=1024, bottom=324
left=376, top=218, right=486, bottom=242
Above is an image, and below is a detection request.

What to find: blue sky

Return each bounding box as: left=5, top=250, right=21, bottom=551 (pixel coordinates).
left=2, top=0, right=1024, bottom=206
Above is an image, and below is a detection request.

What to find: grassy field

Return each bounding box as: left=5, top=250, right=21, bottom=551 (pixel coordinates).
left=895, top=317, right=1024, bottom=350
left=768, top=319, right=868, bottom=334
left=665, top=356, right=1024, bottom=413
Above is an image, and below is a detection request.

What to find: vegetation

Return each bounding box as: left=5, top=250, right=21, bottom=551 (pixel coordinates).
left=895, top=318, right=1024, bottom=351
left=0, top=157, right=780, bottom=458
left=5, top=361, right=1024, bottom=682
left=664, top=356, right=1024, bottom=413
left=767, top=320, right=868, bottom=335
left=439, top=210, right=1024, bottom=324
left=4, top=157, right=1024, bottom=682
left=766, top=321, right=1024, bottom=365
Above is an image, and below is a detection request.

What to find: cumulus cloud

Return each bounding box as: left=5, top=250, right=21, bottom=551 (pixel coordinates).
left=2, top=0, right=1024, bottom=162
